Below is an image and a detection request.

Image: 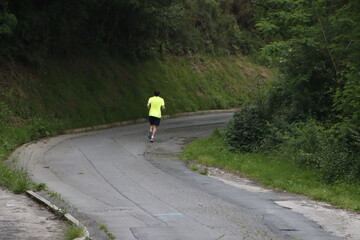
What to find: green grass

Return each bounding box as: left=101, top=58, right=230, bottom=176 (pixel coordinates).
left=0, top=161, right=49, bottom=194
left=182, top=131, right=360, bottom=212
left=189, top=164, right=208, bottom=175
left=64, top=224, right=85, bottom=240
left=0, top=162, right=31, bottom=193
left=98, top=223, right=116, bottom=240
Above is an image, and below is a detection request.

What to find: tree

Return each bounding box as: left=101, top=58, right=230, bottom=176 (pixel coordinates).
left=0, top=0, right=257, bottom=63
left=255, top=0, right=359, bottom=122
left=0, top=1, right=16, bottom=34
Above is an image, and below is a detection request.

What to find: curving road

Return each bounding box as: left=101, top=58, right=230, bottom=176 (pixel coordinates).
left=15, top=113, right=340, bottom=240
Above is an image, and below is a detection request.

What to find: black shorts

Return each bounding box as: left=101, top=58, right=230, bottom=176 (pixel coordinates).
left=149, top=116, right=161, bottom=126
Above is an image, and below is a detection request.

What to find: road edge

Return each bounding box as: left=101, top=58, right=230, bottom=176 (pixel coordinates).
left=26, top=190, right=90, bottom=240
left=65, top=109, right=238, bottom=134
left=21, top=109, right=237, bottom=240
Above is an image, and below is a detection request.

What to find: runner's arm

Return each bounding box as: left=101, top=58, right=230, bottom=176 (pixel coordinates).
left=161, top=99, right=165, bottom=112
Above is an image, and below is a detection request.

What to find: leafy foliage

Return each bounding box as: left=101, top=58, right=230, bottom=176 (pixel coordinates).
left=0, top=0, right=259, bottom=63
left=281, top=120, right=360, bottom=183
left=253, top=0, right=358, bottom=122
left=0, top=1, right=16, bottom=34
left=225, top=101, right=270, bottom=152
left=226, top=0, right=360, bottom=183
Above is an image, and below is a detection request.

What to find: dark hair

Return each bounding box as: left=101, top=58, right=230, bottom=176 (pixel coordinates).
left=154, top=90, right=160, bottom=96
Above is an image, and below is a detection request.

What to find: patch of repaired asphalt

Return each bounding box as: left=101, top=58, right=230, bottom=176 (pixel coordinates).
left=204, top=166, right=360, bottom=240
left=0, top=187, right=65, bottom=240
left=276, top=200, right=360, bottom=240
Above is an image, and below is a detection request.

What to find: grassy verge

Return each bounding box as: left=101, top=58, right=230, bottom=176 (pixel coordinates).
left=0, top=160, right=48, bottom=194
left=182, top=130, right=360, bottom=212
left=0, top=161, right=31, bottom=193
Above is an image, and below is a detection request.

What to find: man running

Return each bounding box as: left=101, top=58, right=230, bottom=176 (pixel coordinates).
left=147, top=90, right=165, bottom=142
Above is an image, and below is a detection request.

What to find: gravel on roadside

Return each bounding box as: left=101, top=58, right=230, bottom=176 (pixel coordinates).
left=0, top=186, right=66, bottom=240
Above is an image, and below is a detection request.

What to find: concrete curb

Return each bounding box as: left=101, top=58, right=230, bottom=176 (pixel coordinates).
left=65, top=109, right=238, bottom=134
left=26, top=190, right=90, bottom=240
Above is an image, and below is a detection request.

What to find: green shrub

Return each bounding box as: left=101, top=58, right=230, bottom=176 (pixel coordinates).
left=0, top=102, right=12, bottom=126
left=224, top=102, right=270, bottom=152
left=257, top=113, right=293, bottom=151
left=0, top=137, right=13, bottom=152
left=281, top=119, right=360, bottom=184
left=225, top=96, right=360, bottom=184
left=322, top=122, right=360, bottom=183
left=29, top=118, right=50, bottom=140
left=281, top=119, right=326, bottom=167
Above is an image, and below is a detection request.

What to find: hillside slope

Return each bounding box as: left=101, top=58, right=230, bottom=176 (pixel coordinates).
left=0, top=55, right=271, bottom=160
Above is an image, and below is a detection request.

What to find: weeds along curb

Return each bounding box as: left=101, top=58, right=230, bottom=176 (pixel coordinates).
left=65, top=109, right=238, bottom=134
left=26, top=190, right=90, bottom=240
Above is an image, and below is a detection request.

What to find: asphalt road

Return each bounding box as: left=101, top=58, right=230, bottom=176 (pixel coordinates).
left=14, top=113, right=341, bottom=240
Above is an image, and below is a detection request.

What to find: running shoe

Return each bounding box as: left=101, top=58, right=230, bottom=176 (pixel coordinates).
left=148, top=130, right=152, bottom=139
left=150, top=137, right=154, bottom=142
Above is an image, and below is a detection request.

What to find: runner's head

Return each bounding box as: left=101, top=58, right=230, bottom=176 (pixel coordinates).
left=154, top=90, right=160, bottom=96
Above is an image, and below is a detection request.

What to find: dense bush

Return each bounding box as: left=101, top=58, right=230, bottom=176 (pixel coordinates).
left=225, top=74, right=360, bottom=183
left=29, top=118, right=51, bottom=140
left=224, top=82, right=295, bottom=153
left=225, top=103, right=360, bottom=183
left=224, top=103, right=270, bottom=152
left=281, top=120, right=360, bottom=183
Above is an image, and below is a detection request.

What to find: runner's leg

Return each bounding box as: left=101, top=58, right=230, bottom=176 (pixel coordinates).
left=151, top=125, right=157, bottom=137
left=150, top=125, right=156, bottom=142
left=148, top=125, right=152, bottom=138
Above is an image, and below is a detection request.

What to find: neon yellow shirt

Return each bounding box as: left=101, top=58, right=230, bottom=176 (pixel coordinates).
left=148, top=96, right=165, bottom=118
